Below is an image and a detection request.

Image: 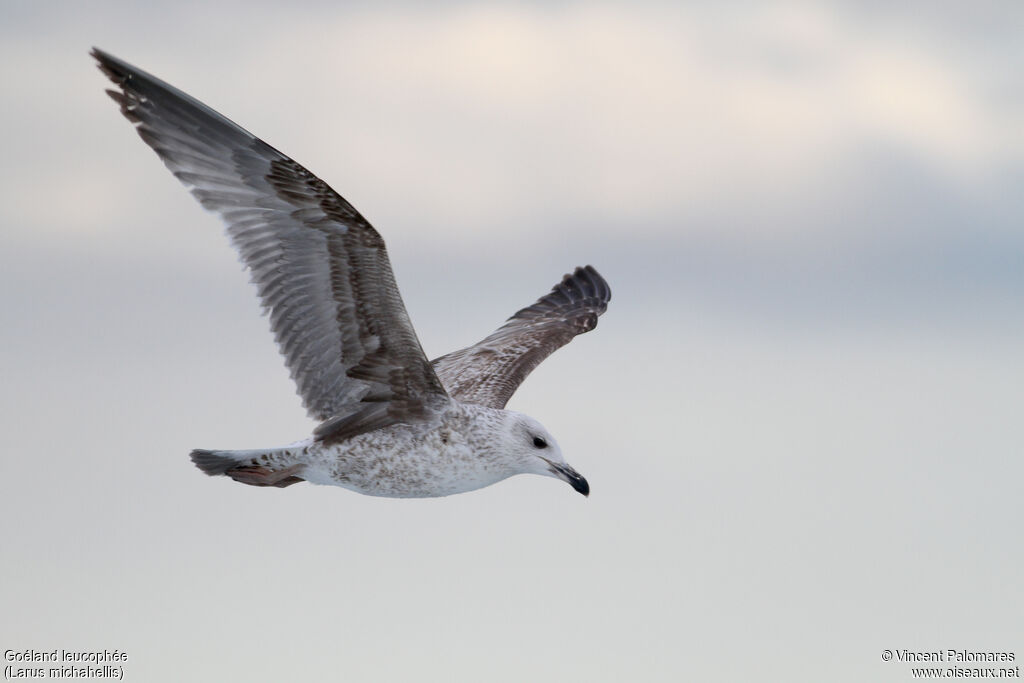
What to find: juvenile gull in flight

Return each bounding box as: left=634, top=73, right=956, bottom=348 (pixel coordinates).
left=93, top=49, right=610, bottom=498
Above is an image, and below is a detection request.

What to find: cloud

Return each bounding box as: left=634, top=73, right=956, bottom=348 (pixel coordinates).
left=1, top=1, right=1019, bottom=260
left=251, top=3, right=1018, bottom=244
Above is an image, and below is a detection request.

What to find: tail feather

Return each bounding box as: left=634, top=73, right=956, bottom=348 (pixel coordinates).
left=190, top=449, right=237, bottom=475
left=189, top=448, right=306, bottom=488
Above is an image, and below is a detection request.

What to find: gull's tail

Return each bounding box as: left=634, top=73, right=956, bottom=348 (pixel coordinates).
left=190, top=448, right=306, bottom=488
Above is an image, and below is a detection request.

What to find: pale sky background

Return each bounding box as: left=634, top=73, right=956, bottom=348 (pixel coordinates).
left=2, top=1, right=1022, bottom=681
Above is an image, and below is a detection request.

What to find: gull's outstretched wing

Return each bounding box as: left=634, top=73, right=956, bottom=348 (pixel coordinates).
left=93, top=49, right=447, bottom=432
left=431, top=266, right=610, bottom=409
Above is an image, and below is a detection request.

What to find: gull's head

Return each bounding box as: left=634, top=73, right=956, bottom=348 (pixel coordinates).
left=504, top=412, right=589, bottom=497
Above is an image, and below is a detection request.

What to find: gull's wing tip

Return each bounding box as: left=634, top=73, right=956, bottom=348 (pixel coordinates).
left=564, top=265, right=611, bottom=304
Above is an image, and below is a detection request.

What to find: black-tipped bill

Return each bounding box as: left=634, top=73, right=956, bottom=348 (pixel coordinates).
left=545, top=460, right=590, bottom=497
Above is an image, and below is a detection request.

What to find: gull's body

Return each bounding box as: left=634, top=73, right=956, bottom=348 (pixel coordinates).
left=93, top=49, right=610, bottom=498
left=213, top=403, right=544, bottom=498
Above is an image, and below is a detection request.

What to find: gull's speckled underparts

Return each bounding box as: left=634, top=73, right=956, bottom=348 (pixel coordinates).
left=93, top=48, right=610, bottom=498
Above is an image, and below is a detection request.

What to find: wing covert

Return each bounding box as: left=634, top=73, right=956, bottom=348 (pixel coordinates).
left=93, top=49, right=447, bottom=425
left=431, top=266, right=611, bottom=409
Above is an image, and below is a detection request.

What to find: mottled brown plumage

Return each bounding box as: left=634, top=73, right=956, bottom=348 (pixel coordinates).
left=432, top=266, right=611, bottom=409
left=95, top=48, right=445, bottom=439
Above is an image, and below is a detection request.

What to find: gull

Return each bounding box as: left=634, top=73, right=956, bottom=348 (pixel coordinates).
left=92, top=48, right=610, bottom=498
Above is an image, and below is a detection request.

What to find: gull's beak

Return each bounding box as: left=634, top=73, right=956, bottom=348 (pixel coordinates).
left=543, top=458, right=590, bottom=497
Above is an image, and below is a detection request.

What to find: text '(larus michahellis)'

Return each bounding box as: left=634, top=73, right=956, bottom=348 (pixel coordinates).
left=93, top=48, right=610, bottom=498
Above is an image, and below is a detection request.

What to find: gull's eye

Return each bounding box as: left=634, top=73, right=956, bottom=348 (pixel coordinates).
left=532, top=436, right=548, bottom=449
